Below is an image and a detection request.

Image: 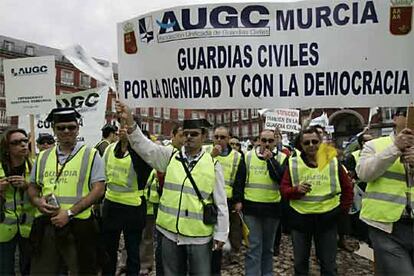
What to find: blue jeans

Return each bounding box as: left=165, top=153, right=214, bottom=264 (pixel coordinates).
left=161, top=234, right=212, bottom=276
left=369, top=221, right=414, bottom=275
left=291, top=226, right=337, bottom=276
left=244, top=215, right=280, bottom=276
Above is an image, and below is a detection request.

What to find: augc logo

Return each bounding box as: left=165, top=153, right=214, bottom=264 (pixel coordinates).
left=11, top=65, right=48, bottom=77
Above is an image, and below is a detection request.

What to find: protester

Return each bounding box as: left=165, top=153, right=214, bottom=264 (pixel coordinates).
left=280, top=126, right=353, bottom=276
left=101, top=126, right=151, bottom=275
left=36, top=133, right=55, bottom=152
left=27, top=107, right=105, bottom=274
left=0, top=129, right=34, bottom=275
left=95, top=123, right=118, bottom=157
left=357, top=107, right=414, bottom=275
left=243, top=129, right=286, bottom=276
left=229, top=136, right=242, bottom=153
left=210, top=126, right=246, bottom=273
left=116, top=101, right=229, bottom=275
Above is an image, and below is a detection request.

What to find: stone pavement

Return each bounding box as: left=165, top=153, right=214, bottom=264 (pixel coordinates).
left=141, top=234, right=374, bottom=276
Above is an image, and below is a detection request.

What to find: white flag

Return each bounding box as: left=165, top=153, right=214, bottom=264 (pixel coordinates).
left=62, top=45, right=116, bottom=91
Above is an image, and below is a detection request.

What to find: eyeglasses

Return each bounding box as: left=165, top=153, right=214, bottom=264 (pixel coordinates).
left=183, top=131, right=201, bottom=137
left=214, top=135, right=228, bottom=140
left=55, top=125, right=77, bottom=131
left=230, top=142, right=241, bottom=147
left=302, top=139, right=320, bottom=146
left=9, top=138, right=29, bottom=146
left=260, top=138, right=275, bottom=144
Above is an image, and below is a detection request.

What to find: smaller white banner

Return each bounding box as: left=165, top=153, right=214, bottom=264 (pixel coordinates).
left=19, top=87, right=109, bottom=148
left=4, top=56, right=56, bottom=116
left=264, top=108, right=300, bottom=133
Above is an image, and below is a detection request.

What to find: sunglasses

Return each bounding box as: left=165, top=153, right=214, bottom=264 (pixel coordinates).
left=214, top=135, right=228, bottom=140
left=230, top=142, right=241, bottom=147
left=261, top=138, right=275, bottom=144
left=55, top=125, right=77, bottom=131
left=302, top=139, right=320, bottom=146
left=183, top=131, right=201, bottom=137
left=9, top=138, right=29, bottom=146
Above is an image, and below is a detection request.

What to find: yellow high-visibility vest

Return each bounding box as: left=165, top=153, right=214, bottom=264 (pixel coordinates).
left=35, top=145, right=96, bottom=219
left=288, top=156, right=341, bottom=214
left=156, top=151, right=215, bottom=237
left=215, top=149, right=241, bottom=199
left=361, top=136, right=414, bottom=223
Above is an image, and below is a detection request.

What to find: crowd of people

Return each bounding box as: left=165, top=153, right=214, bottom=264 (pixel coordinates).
left=0, top=103, right=413, bottom=276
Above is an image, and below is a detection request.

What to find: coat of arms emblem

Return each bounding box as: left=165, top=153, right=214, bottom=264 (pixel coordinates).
left=390, top=0, right=413, bottom=35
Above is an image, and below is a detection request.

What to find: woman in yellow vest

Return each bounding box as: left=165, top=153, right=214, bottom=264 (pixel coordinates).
left=0, top=128, right=34, bottom=275
left=280, top=126, right=353, bottom=276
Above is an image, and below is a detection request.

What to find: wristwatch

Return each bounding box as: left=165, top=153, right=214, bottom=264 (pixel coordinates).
left=66, top=209, right=75, bottom=220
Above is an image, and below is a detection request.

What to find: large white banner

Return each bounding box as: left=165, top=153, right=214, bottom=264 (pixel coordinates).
left=118, top=0, right=413, bottom=109
left=19, top=87, right=108, bottom=148
left=4, top=56, right=56, bottom=116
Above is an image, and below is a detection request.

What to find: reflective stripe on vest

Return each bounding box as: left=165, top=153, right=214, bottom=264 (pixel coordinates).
left=244, top=150, right=281, bottom=203
left=36, top=146, right=94, bottom=219
left=289, top=157, right=341, bottom=214
left=156, top=151, right=215, bottom=237
left=217, top=150, right=240, bottom=199
left=360, top=136, right=412, bottom=223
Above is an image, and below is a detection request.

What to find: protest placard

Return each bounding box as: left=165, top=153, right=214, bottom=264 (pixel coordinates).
left=4, top=56, right=56, bottom=116
left=117, top=1, right=413, bottom=109
left=19, top=86, right=108, bottom=148
left=264, top=108, right=300, bottom=133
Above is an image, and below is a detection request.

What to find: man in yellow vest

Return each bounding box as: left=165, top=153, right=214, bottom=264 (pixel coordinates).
left=116, top=101, right=229, bottom=276
left=210, top=126, right=246, bottom=272
left=357, top=107, right=414, bottom=275
left=27, top=107, right=106, bottom=275
left=102, top=128, right=152, bottom=275
left=0, top=128, right=34, bottom=275
left=243, top=129, right=286, bottom=276
left=281, top=126, right=353, bottom=276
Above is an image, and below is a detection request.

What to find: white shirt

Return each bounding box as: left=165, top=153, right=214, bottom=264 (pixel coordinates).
left=128, top=127, right=229, bottom=245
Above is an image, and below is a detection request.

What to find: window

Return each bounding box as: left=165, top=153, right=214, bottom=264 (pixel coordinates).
left=0, top=109, right=9, bottom=126
left=80, top=73, right=91, bottom=88
left=191, top=111, right=200, bottom=119
left=199, top=112, right=205, bottom=119
left=178, top=109, right=185, bottom=121
left=381, top=107, right=394, bottom=123
left=252, top=123, right=260, bottom=136
left=163, top=108, right=170, bottom=119
left=251, top=109, right=259, bottom=118
left=140, top=108, right=148, bottom=116
left=232, top=126, right=239, bottom=137
left=25, top=46, right=35, bottom=56
left=232, top=110, right=239, bottom=122
left=224, top=112, right=230, bottom=123
left=241, top=109, right=249, bottom=120
left=141, top=121, right=149, bottom=131
left=154, top=107, right=161, bottom=118
left=207, top=113, right=215, bottom=124
left=154, top=122, right=161, bottom=134
left=0, top=81, right=4, bottom=98
left=3, top=41, right=14, bottom=51
left=61, top=70, right=74, bottom=86
left=242, top=125, right=249, bottom=137
left=216, top=114, right=222, bottom=124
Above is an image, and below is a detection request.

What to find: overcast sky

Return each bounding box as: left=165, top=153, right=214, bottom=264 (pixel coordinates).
left=0, top=0, right=296, bottom=63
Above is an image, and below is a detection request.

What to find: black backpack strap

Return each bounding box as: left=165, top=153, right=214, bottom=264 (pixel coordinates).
left=177, top=152, right=205, bottom=205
